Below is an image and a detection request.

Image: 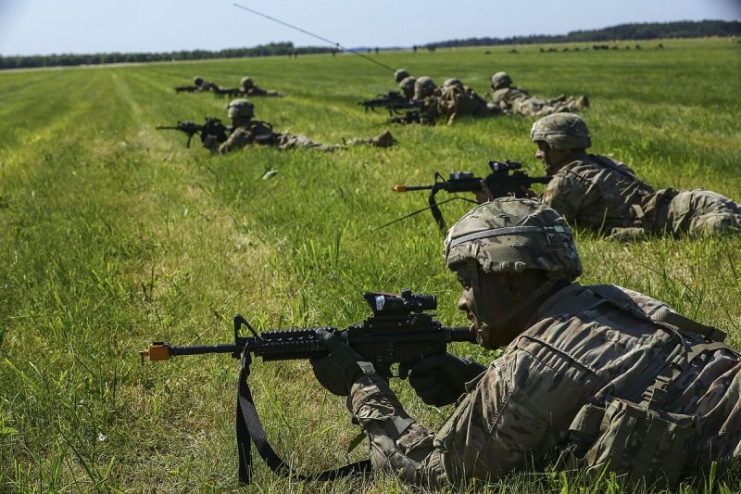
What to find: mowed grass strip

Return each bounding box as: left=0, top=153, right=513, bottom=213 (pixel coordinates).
left=0, top=38, right=739, bottom=492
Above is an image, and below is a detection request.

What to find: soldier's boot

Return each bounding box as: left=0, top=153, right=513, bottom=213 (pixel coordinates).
left=346, top=130, right=397, bottom=148
left=371, top=130, right=397, bottom=148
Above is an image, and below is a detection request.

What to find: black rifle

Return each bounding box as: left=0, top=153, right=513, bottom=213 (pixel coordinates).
left=359, top=91, right=419, bottom=115
left=390, top=160, right=552, bottom=232
left=140, top=289, right=474, bottom=484
left=155, top=117, right=229, bottom=148
left=174, top=85, right=199, bottom=93
left=212, top=87, right=242, bottom=99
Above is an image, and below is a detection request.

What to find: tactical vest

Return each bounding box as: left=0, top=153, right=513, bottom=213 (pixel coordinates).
left=544, top=284, right=734, bottom=487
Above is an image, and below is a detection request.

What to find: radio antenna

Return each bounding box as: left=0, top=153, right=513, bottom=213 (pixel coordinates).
left=233, top=3, right=397, bottom=72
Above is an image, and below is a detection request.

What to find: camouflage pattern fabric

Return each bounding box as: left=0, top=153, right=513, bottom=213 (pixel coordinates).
left=438, top=84, right=501, bottom=124
left=214, top=122, right=395, bottom=154
left=638, top=187, right=741, bottom=237
left=347, top=283, right=740, bottom=488
left=390, top=92, right=440, bottom=126
left=542, top=153, right=654, bottom=233
left=399, top=76, right=417, bottom=101
left=444, top=198, right=581, bottom=280
left=490, top=87, right=588, bottom=116
left=241, top=85, right=282, bottom=97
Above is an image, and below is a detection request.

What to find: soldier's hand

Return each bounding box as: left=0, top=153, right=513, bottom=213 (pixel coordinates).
left=201, top=134, right=220, bottom=153
left=401, top=354, right=486, bottom=407
left=310, top=329, right=367, bottom=396
left=475, top=180, right=495, bottom=203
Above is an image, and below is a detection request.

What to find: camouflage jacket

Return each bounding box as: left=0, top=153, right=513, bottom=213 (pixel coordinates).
left=212, top=120, right=277, bottom=154
left=489, top=86, right=530, bottom=110
left=438, top=85, right=498, bottom=123
left=347, top=283, right=740, bottom=488
left=542, top=153, right=654, bottom=233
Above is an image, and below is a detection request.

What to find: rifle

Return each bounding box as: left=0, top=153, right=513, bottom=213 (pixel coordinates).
left=174, top=85, right=199, bottom=93
left=389, top=108, right=423, bottom=125
left=390, top=160, right=552, bottom=232
left=140, top=289, right=474, bottom=484
left=212, top=87, right=242, bottom=99
left=359, top=91, right=419, bottom=115
left=155, top=117, right=229, bottom=148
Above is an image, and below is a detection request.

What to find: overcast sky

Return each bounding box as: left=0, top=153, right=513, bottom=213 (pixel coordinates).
left=0, top=0, right=739, bottom=56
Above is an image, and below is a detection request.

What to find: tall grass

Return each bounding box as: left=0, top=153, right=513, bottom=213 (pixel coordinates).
left=0, top=38, right=738, bottom=492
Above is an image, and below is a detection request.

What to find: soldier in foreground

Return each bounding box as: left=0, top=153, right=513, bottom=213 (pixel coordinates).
left=490, top=71, right=589, bottom=116
left=310, top=198, right=739, bottom=488
left=203, top=99, right=396, bottom=154
left=529, top=113, right=741, bottom=238
left=238, top=76, right=283, bottom=97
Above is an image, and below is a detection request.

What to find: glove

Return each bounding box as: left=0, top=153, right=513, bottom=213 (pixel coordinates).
left=401, top=354, right=486, bottom=407
left=310, top=329, right=367, bottom=396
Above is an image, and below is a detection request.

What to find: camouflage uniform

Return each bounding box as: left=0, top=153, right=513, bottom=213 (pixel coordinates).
left=210, top=99, right=396, bottom=154
left=437, top=78, right=501, bottom=124
left=193, top=76, right=218, bottom=93
left=542, top=153, right=654, bottom=232
left=390, top=76, right=439, bottom=125
left=239, top=76, right=282, bottom=97
left=532, top=114, right=741, bottom=237
left=344, top=199, right=740, bottom=488
left=490, top=72, right=589, bottom=117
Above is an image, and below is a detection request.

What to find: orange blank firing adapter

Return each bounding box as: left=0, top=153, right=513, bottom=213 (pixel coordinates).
left=139, top=342, right=172, bottom=363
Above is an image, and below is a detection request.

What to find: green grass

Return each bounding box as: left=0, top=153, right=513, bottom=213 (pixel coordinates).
left=0, top=38, right=739, bottom=492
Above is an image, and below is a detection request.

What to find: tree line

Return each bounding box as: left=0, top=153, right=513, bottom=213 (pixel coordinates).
left=1, top=20, right=738, bottom=71
left=428, top=20, right=740, bottom=49
left=0, top=42, right=332, bottom=71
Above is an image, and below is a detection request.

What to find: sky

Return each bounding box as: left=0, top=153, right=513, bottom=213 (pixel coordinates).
left=0, top=0, right=739, bottom=56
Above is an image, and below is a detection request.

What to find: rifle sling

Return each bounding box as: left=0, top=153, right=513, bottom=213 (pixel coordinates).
left=236, top=351, right=372, bottom=484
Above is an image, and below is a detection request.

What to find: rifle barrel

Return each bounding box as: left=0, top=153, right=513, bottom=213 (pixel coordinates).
left=392, top=184, right=434, bottom=192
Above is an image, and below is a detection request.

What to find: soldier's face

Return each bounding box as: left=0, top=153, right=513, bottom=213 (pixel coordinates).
left=535, top=141, right=571, bottom=174
left=455, top=267, right=521, bottom=349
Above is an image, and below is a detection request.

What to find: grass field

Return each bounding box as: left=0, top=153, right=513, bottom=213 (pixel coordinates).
left=0, top=37, right=739, bottom=493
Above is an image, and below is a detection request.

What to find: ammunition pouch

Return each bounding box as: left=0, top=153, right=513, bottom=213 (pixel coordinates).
left=550, top=284, right=729, bottom=487
left=560, top=394, right=697, bottom=487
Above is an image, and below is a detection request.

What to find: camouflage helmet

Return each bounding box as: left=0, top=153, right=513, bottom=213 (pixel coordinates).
left=193, top=76, right=204, bottom=86
left=414, top=76, right=437, bottom=99
left=240, top=76, right=254, bottom=90
left=444, top=198, right=582, bottom=282
left=227, top=98, right=254, bottom=119
left=490, top=71, right=512, bottom=89
left=394, top=68, right=410, bottom=83
left=399, top=75, right=416, bottom=93
left=443, top=77, right=463, bottom=89
left=530, top=112, right=592, bottom=150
